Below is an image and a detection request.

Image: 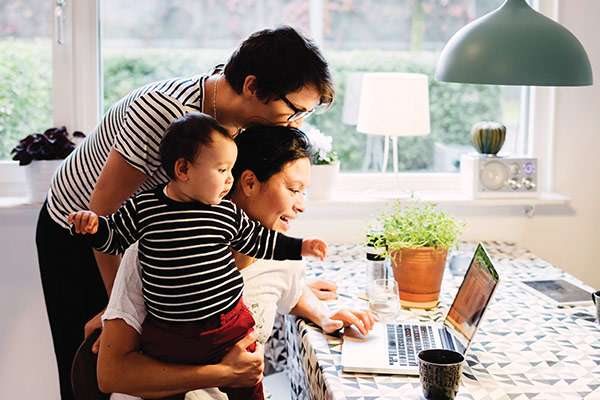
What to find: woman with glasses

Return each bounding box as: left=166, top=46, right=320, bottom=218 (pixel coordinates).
left=36, top=25, right=334, bottom=400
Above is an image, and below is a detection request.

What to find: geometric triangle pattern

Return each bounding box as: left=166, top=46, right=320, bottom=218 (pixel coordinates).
left=276, top=243, right=600, bottom=400
left=264, top=313, right=289, bottom=375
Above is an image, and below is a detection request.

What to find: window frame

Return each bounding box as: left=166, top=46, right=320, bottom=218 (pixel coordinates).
left=54, top=0, right=556, bottom=196
left=52, top=0, right=100, bottom=135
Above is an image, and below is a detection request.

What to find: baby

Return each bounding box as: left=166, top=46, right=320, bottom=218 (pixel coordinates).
left=69, top=113, right=326, bottom=400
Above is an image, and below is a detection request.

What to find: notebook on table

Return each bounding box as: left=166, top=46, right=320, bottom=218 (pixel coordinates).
left=520, top=278, right=593, bottom=307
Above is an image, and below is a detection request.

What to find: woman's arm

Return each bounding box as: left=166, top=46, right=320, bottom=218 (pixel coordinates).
left=290, top=285, right=375, bottom=336
left=98, top=319, right=264, bottom=398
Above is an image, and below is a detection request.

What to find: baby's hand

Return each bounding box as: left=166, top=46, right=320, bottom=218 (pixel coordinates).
left=68, top=211, right=99, bottom=234
left=301, top=239, right=328, bottom=261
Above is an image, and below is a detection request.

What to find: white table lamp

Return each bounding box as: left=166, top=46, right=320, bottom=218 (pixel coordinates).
left=356, top=73, right=430, bottom=173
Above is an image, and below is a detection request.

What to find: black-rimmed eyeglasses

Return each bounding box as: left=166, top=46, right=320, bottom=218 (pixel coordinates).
left=280, top=95, right=317, bottom=122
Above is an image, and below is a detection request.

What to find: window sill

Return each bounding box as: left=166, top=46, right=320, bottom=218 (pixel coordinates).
left=0, top=189, right=570, bottom=209
left=304, top=190, right=571, bottom=219
left=0, top=167, right=570, bottom=217
left=307, top=190, right=569, bottom=207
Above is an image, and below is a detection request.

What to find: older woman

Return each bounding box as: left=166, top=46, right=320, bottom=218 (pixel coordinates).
left=98, top=126, right=374, bottom=399
left=36, top=26, right=334, bottom=400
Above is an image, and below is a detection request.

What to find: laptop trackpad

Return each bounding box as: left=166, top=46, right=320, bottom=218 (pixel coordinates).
left=342, top=323, right=391, bottom=372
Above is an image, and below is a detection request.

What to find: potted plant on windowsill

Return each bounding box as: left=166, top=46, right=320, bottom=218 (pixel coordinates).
left=304, top=124, right=339, bottom=201
left=373, top=202, right=463, bottom=309
left=11, top=126, right=85, bottom=203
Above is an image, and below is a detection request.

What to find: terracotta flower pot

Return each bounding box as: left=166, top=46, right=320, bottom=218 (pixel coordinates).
left=391, top=247, right=448, bottom=309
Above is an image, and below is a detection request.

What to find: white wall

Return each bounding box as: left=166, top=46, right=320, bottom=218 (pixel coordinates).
left=293, top=1, right=600, bottom=289
left=0, top=206, right=59, bottom=399
left=527, top=0, right=600, bottom=288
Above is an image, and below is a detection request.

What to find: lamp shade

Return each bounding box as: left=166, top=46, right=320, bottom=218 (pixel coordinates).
left=435, top=0, right=593, bottom=86
left=356, top=73, right=430, bottom=137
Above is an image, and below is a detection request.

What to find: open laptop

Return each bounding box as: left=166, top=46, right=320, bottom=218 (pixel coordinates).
left=341, top=243, right=499, bottom=375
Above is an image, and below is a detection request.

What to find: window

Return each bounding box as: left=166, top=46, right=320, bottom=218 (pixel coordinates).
left=314, top=0, right=526, bottom=173
left=100, top=0, right=527, bottom=174
left=0, top=0, right=53, bottom=159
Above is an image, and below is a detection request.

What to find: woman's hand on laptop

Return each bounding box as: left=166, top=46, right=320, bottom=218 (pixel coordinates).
left=320, top=309, right=376, bottom=336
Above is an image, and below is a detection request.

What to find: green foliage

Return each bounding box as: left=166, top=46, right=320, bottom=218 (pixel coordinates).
left=102, top=48, right=228, bottom=112
left=0, top=39, right=52, bottom=159
left=0, top=45, right=504, bottom=168
left=376, top=202, right=463, bottom=254
left=101, top=49, right=503, bottom=172
left=312, top=50, right=503, bottom=171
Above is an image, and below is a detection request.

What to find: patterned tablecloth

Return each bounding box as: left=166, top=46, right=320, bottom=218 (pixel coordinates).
left=277, top=242, right=600, bottom=400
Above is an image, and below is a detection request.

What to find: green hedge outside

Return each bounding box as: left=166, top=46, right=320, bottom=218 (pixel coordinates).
left=1, top=44, right=503, bottom=171
left=0, top=39, right=52, bottom=159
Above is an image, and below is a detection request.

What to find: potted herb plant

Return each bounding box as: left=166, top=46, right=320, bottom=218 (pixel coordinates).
left=304, top=124, right=339, bottom=201
left=11, top=126, right=85, bottom=202
left=374, top=202, right=463, bottom=309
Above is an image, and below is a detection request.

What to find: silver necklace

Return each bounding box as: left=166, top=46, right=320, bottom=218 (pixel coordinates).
left=213, top=74, right=220, bottom=121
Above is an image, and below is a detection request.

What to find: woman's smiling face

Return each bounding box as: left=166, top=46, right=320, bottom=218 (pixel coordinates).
left=239, top=157, right=311, bottom=233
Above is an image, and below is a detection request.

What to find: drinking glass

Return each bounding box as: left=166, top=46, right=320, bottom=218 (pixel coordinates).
left=367, top=278, right=399, bottom=321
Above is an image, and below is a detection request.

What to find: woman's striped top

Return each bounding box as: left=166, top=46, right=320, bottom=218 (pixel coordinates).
left=46, top=74, right=208, bottom=229
left=88, top=186, right=303, bottom=322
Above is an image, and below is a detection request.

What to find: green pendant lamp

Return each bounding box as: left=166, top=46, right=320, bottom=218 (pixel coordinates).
left=435, top=0, right=593, bottom=86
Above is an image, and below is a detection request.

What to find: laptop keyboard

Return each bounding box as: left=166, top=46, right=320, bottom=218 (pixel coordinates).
left=386, top=324, right=435, bottom=367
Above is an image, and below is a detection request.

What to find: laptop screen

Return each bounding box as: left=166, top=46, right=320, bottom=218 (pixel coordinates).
left=445, top=244, right=499, bottom=344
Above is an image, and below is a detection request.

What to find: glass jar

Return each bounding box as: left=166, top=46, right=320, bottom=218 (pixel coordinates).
left=365, top=244, right=390, bottom=284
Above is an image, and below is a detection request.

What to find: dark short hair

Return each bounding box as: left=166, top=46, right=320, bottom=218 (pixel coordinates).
left=224, top=26, right=335, bottom=106
left=230, top=125, right=311, bottom=194
left=159, top=112, right=231, bottom=180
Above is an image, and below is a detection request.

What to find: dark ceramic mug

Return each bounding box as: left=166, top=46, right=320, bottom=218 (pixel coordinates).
left=593, top=291, right=600, bottom=324
left=418, top=349, right=464, bottom=400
